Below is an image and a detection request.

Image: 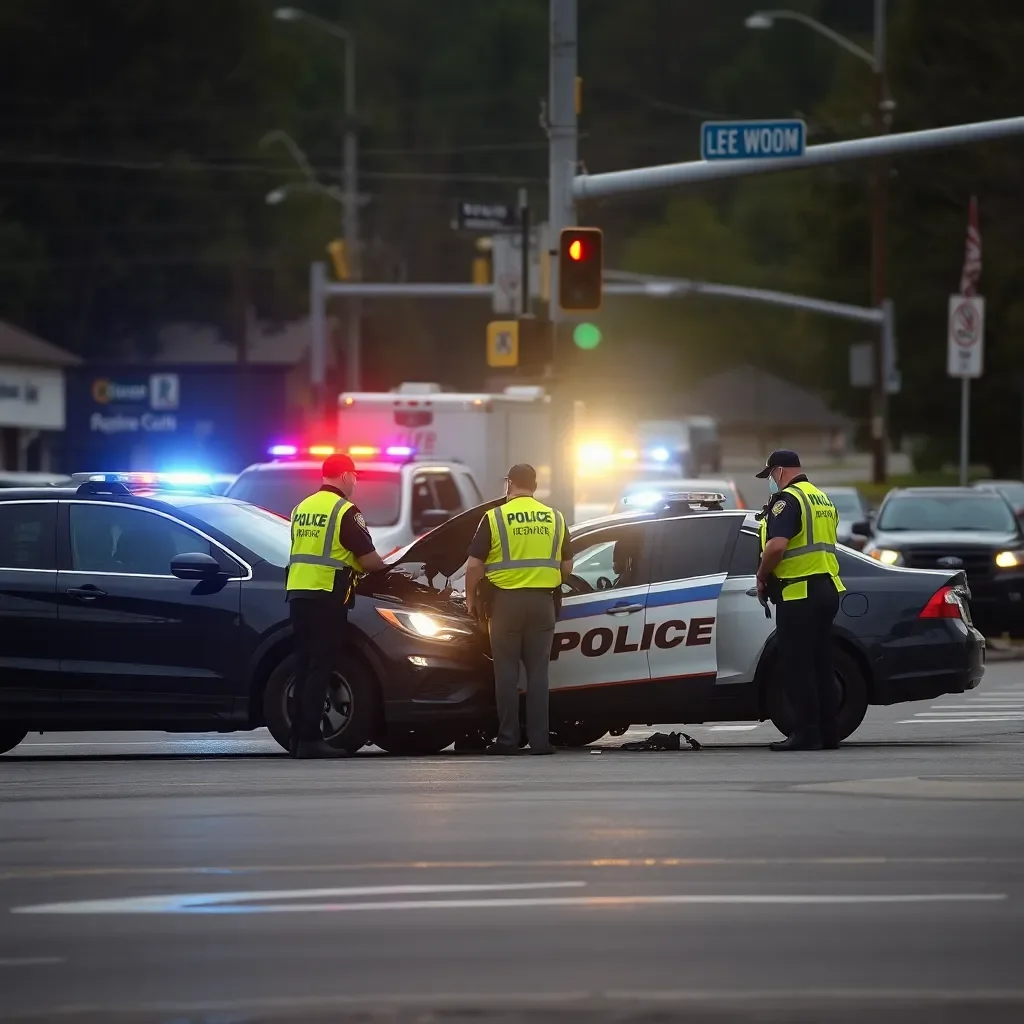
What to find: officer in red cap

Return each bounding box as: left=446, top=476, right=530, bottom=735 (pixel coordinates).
left=286, top=453, right=386, bottom=758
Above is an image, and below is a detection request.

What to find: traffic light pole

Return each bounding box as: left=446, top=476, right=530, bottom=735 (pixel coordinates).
left=547, top=0, right=578, bottom=522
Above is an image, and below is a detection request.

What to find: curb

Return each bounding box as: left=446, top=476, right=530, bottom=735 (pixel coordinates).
left=984, top=642, right=1024, bottom=663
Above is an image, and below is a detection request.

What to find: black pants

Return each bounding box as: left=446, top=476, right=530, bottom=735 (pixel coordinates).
left=289, top=597, right=347, bottom=746
left=774, top=574, right=841, bottom=742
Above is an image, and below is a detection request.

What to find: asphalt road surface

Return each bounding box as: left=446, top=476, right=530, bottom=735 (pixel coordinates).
left=2, top=664, right=1023, bottom=1024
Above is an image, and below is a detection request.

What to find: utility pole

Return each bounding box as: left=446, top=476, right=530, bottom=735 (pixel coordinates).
left=342, top=33, right=362, bottom=396
left=870, top=0, right=890, bottom=484
left=548, top=0, right=578, bottom=521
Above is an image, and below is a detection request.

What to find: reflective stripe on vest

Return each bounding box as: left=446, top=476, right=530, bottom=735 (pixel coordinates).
left=779, top=485, right=837, bottom=561
left=484, top=497, right=565, bottom=589
left=288, top=496, right=354, bottom=569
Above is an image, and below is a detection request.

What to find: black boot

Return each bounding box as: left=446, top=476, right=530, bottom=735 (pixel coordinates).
left=770, top=731, right=823, bottom=752
left=485, top=743, right=522, bottom=756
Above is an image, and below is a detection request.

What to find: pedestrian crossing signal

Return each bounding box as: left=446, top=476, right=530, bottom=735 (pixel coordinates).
left=558, top=228, right=602, bottom=312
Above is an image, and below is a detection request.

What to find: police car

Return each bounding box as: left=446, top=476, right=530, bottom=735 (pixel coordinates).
left=224, top=444, right=485, bottom=555
left=377, top=490, right=985, bottom=749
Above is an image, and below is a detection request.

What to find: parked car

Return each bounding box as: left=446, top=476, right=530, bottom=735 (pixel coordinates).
left=973, top=479, right=1024, bottom=521
left=225, top=446, right=484, bottom=556
left=821, top=486, right=872, bottom=550
left=862, top=486, right=1024, bottom=635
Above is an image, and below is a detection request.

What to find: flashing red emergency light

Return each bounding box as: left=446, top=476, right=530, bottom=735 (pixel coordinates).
left=558, top=227, right=603, bottom=312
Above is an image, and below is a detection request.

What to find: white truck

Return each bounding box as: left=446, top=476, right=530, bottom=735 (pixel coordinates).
left=337, top=383, right=560, bottom=502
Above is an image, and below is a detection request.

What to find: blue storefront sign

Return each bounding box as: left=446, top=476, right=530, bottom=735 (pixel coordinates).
left=63, top=366, right=292, bottom=474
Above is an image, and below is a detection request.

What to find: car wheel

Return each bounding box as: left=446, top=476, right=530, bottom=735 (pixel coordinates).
left=550, top=721, right=609, bottom=747
left=767, top=646, right=869, bottom=742
left=263, top=653, right=379, bottom=754
left=374, top=728, right=459, bottom=756
left=0, top=726, right=28, bottom=756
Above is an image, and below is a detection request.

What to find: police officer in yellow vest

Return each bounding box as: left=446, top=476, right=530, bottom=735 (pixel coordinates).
left=287, top=453, right=386, bottom=759
left=464, top=464, right=573, bottom=755
left=755, top=450, right=846, bottom=752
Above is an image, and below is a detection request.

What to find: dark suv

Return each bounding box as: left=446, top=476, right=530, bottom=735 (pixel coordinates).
left=862, top=486, right=1024, bottom=634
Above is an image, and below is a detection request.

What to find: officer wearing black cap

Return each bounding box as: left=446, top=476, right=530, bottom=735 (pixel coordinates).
left=464, top=464, right=573, bottom=755
left=287, top=453, right=386, bottom=758
left=755, top=450, right=846, bottom=751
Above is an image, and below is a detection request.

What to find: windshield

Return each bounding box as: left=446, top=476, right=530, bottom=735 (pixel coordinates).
left=877, top=494, right=1017, bottom=533
left=824, top=491, right=863, bottom=516
left=181, top=500, right=292, bottom=567
left=989, top=483, right=1024, bottom=507
left=227, top=467, right=402, bottom=525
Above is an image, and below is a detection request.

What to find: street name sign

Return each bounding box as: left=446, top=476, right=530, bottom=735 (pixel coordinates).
left=454, top=201, right=517, bottom=232
left=701, top=119, right=807, bottom=162
left=947, top=294, right=985, bottom=379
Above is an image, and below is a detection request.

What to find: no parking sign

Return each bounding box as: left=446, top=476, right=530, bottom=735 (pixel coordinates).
left=947, top=295, right=985, bottom=378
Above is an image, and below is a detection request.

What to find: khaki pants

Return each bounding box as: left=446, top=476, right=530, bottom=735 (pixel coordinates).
left=488, top=587, right=556, bottom=749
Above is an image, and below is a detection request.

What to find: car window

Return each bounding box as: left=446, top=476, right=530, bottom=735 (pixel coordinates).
left=460, top=473, right=483, bottom=504
left=69, top=504, right=213, bottom=576
left=824, top=491, right=864, bottom=517
left=728, top=530, right=761, bottom=577
left=181, top=501, right=289, bottom=568
left=0, top=502, right=57, bottom=570
left=571, top=526, right=647, bottom=590
left=877, top=494, right=1017, bottom=532
left=411, top=474, right=435, bottom=520
left=649, top=516, right=736, bottom=583
left=429, top=472, right=463, bottom=513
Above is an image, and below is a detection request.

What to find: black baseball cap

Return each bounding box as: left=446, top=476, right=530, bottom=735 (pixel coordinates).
left=506, top=463, right=538, bottom=490
left=755, top=449, right=801, bottom=478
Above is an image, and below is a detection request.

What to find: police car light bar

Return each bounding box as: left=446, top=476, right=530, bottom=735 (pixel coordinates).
left=623, top=490, right=727, bottom=512
left=70, top=472, right=215, bottom=494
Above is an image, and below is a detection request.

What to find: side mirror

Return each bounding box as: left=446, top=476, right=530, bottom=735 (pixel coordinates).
left=414, top=508, right=450, bottom=532
left=850, top=520, right=872, bottom=538
left=171, top=552, right=223, bottom=580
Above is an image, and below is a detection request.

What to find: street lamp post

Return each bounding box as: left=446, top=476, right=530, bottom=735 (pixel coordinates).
left=746, top=3, right=891, bottom=483
left=274, top=6, right=362, bottom=399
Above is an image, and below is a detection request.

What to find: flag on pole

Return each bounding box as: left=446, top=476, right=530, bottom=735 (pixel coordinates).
left=959, top=195, right=981, bottom=296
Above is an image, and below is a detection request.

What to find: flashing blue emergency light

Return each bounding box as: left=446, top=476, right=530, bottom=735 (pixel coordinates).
left=623, top=490, right=666, bottom=509
left=649, top=446, right=671, bottom=463
left=160, top=472, right=212, bottom=486
left=385, top=445, right=414, bottom=457
left=268, top=444, right=298, bottom=457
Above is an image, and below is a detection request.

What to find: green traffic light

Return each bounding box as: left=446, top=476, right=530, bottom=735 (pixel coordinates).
left=573, top=322, right=602, bottom=349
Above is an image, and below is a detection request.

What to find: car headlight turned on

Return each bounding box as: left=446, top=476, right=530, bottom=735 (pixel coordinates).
left=995, top=550, right=1024, bottom=568
left=868, top=547, right=903, bottom=566
left=375, top=607, right=476, bottom=642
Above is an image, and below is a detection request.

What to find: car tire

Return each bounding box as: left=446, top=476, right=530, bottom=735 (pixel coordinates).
left=767, top=645, right=869, bottom=742
left=374, top=728, right=458, bottom=756
left=263, top=653, right=379, bottom=754
left=0, top=726, right=27, bottom=755
left=550, top=721, right=609, bottom=747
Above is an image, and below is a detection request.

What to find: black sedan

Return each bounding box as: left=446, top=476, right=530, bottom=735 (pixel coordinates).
left=862, top=486, right=1024, bottom=635
left=0, top=478, right=984, bottom=755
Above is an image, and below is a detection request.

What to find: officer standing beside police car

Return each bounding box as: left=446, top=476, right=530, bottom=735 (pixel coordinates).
left=464, top=464, right=573, bottom=756
left=287, top=453, right=387, bottom=759
left=755, top=450, right=845, bottom=752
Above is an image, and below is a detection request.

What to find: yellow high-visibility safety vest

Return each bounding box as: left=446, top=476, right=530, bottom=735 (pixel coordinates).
left=287, top=490, right=364, bottom=594
left=484, top=495, right=566, bottom=590
left=758, top=480, right=846, bottom=602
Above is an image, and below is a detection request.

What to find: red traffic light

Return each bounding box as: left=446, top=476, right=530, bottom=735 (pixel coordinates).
left=558, top=227, right=603, bottom=312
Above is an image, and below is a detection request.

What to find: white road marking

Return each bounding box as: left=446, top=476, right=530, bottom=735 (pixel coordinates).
left=899, top=717, right=1024, bottom=724
left=13, top=891, right=1005, bottom=916
left=709, top=725, right=761, bottom=732
left=13, top=881, right=586, bottom=915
